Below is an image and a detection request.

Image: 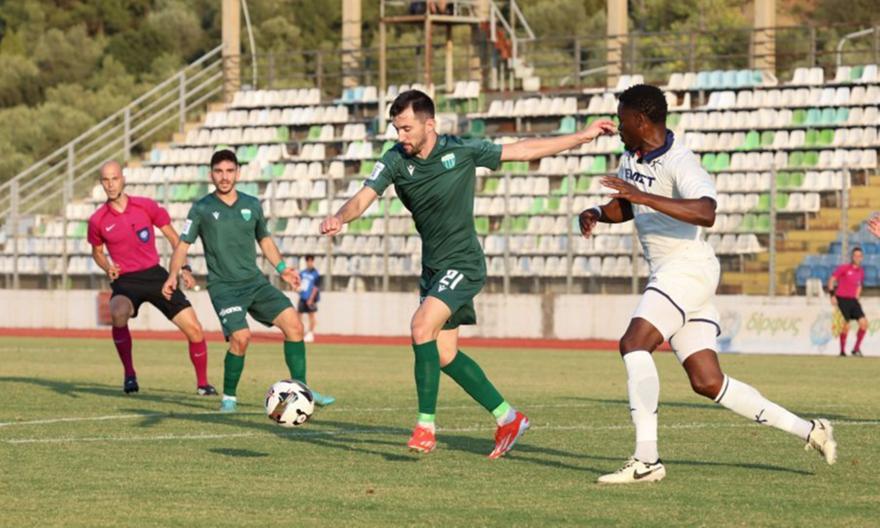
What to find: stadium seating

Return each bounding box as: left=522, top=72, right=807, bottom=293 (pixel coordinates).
left=4, top=65, right=878, bottom=290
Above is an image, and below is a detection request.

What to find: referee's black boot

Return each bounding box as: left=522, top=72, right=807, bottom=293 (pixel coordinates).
left=123, top=376, right=139, bottom=394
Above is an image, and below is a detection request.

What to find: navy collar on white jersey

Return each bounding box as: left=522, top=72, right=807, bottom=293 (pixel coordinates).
left=630, top=129, right=675, bottom=164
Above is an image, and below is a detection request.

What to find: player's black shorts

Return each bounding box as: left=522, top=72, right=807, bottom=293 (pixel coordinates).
left=297, top=299, right=318, bottom=313
left=836, top=296, right=865, bottom=321
left=111, top=265, right=191, bottom=320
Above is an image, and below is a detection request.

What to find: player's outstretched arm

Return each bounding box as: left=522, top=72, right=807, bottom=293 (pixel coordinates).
left=578, top=198, right=633, bottom=237
left=600, top=176, right=716, bottom=227
left=162, top=241, right=191, bottom=300
left=320, top=186, right=379, bottom=236
left=91, top=244, right=120, bottom=281
left=500, top=119, right=616, bottom=162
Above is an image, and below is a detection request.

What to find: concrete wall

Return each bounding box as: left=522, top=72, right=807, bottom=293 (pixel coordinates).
left=1, top=289, right=878, bottom=356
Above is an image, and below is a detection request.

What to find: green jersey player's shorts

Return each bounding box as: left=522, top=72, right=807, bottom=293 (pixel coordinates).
left=419, top=266, right=485, bottom=330
left=208, top=276, right=293, bottom=338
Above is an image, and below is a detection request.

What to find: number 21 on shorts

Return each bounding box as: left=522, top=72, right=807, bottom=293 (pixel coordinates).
left=438, top=270, right=464, bottom=292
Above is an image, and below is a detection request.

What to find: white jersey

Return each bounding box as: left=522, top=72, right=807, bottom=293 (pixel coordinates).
left=616, top=131, right=717, bottom=267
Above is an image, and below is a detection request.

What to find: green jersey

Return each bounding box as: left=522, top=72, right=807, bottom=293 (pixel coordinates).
left=365, top=135, right=502, bottom=273
left=180, top=191, right=271, bottom=286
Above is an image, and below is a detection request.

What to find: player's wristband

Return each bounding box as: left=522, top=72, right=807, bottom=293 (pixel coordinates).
left=181, top=264, right=192, bottom=272
left=589, top=206, right=603, bottom=220
left=275, top=261, right=288, bottom=274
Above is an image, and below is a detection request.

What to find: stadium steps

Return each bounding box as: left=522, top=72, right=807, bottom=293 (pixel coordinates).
left=730, top=173, right=880, bottom=294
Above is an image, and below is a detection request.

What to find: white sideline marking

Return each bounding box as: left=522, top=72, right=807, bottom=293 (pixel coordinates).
left=0, top=401, right=865, bottom=428
left=3, top=420, right=878, bottom=446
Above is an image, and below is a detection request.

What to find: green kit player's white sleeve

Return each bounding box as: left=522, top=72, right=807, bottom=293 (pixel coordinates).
left=180, top=204, right=201, bottom=244
left=363, top=150, right=397, bottom=195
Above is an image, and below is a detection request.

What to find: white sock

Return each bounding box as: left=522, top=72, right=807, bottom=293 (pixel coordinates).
left=222, top=394, right=237, bottom=402
left=623, top=351, right=660, bottom=462
left=715, top=375, right=813, bottom=440
left=417, top=420, right=436, bottom=433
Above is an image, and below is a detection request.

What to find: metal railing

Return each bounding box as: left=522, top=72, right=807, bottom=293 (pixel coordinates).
left=0, top=45, right=225, bottom=287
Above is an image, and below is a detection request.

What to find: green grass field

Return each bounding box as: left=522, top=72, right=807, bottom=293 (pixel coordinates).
left=1, top=337, right=877, bottom=527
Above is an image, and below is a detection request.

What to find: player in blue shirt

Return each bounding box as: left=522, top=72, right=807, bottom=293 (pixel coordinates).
left=297, top=255, right=321, bottom=342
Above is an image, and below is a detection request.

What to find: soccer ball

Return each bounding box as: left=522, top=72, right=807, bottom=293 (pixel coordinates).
left=264, top=379, right=315, bottom=427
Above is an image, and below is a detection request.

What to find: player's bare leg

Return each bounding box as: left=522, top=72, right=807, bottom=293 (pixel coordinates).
left=109, top=295, right=138, bottom=394
left=598, top=318, right=666, bottom=484
left=275, top=307, right=334, bottom=406
left=685, top=350, right=837, bottom=464
left=170, top=307, right=215, bottom=395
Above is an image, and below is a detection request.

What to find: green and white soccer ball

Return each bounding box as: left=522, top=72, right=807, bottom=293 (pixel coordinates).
left=265, top=379, right=315, bottom=427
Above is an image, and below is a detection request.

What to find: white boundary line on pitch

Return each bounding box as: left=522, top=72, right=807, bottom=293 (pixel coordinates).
left=3, top=420, right=878, bottom=445
left=0, top=401, right=865, bottom=428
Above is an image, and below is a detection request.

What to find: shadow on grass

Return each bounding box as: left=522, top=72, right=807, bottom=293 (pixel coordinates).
left=209, top=448, right=269, bottom=458
left=0, top=376, right=210, bottom=411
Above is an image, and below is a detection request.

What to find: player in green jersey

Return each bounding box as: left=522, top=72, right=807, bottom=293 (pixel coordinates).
left=321, top=90, right=614, bottom=457
left=163, top=149, right=335, bottom=412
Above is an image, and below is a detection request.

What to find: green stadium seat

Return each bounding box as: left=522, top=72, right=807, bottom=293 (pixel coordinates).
left=474, top=217, right=489, bottom=234
left=529, top=197, right=547, bottom=215
left=819, top=129, right=834, bottom=146
left=390, top=198, right=404, bottom=215
left=710, top=152, right=729, bottom=172
left=359, top=160, right=375, bottom=177
left=788, top=151, right=804, bottom=168
left=775, top=193, right=789, bottom=210
left=791, top=109, right=807, bottom=126
left=819, top=108, right=835, bottom=125
left=805, top=108, right=822, bottom=126
left=775, top=172, right=791, bottom=189
left=514, top=216, right=528, bottom=233
left=483, top=177, right=499, bottom=194
left=803, top=151, right=819, bottom=168
left=740, top=130, right=760, bottom=150
left=306, top=201, right=320, bottom=215
left=701, top=153, right=716, bottom=171
left=575, top=175, right=591, bottom=193
left=666, top=113, right=681, bottom=128
left=381, top=141, right=395, bottom=155
left=307, top=126, right=321, bottom=140
left=805, top=129, right=819, bottom=147
left=740, top=214, right=756, bottom=232
left=553, top=176, right=570, bottom=195
left=850, top=65, right=864, bottom=80
left=756, top=214, right=770, bottom=233
left=756, top=193, right=771, bottom=212
left=760, top=130, right=775, bottom=148
left=556, top=116, right=577, bottom=135
left=547, top=197, right=561, bottom=212
left=834, top=107, right=849, bottom=124
left=589, top=156, right=607, bottom=174
left=276, top=127, right=290, bottom=142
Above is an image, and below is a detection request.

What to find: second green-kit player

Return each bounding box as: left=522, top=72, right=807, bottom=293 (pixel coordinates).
left=163, top=149, right=335, bottom=411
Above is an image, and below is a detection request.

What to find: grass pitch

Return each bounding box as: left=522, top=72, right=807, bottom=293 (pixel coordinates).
left=1, top=337, right=877, bottom=527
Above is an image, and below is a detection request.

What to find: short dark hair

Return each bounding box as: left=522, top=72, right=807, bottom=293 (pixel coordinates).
left=619, top=84, right=667, bottom=124
left=389, top=90, right=435, bottom=120
left=305, top=254, right=315, bottom=261
left=852, top=246, right=863, bottom=254
left=210, top=149, right=239, bottom=168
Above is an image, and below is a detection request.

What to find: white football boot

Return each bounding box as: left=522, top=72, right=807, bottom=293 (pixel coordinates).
left=805, top=419, right=837, bottom=465
left=597, top=458, right=666, bottom=484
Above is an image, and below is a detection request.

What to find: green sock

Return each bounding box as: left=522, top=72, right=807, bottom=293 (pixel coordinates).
left=441, top=350, right=505, bottom=413
left=284, top=340, right=307, bottom=383
left=413, top=340, right=441, bottom=416
left=223, top=351, right=245, bottom=397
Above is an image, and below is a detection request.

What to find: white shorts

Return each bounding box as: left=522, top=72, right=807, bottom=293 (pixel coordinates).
left=631, top=255, right=721, bottom=363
